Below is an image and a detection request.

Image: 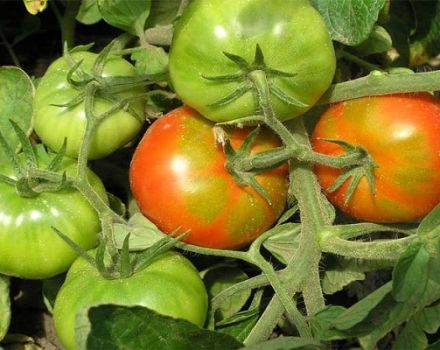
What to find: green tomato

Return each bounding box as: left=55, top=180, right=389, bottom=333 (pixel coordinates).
left=53, top=250, right=208, bottom=350
left=169, top=0, right=335, bottom=122
left=34, top=51, right=144, bottom=159
left=0, top=152, right=107, bottom=279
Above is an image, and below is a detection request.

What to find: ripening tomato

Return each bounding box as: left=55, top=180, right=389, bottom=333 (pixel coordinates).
left=312, top=93, right=440, bottom=223
left=129, top=106, right=288, bottom=249
left=169, top=0, right=335, bottom=122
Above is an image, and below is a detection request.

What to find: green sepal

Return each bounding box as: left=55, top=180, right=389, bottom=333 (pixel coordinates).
left=207, top=83, right=252, bottom=107
left=66, top=59, right=93, bottom=88
left=15, top=177, right=39, bottom=198
left=223, top=51, right=250, bottom=70
left=46, top=139, right=67, bottom=172
left=0, top=131, right=23, bottom=177
left=119, top=233, right=133, bottom=279
left=270, top=84, right=308, bottom=107
left=9, top=120, right=37, bottom=168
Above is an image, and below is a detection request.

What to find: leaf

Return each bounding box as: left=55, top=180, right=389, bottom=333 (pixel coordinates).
left=393, top=302, right=440, bottom=350
left=310, top=0, right=386, bottom=45
left=418, top=202, right=440, bottom=237
left=204, top=267, right=251, bottom=321
left=131, top=46, right=168, bottom=76
left=244, top=336, right=324, bottom=350
left=76, top=0, right=102, bottom=25
left=217, top=308, right=259, bottom=343
left=262, top=223, right=301, bottom=265
left=310, top=306, right=348, bottom=341
left=322, top=269, right=365, bottom=295
left=354, top=25, right=392, bottom=56
left=76, top=304, right=243, bottom=350
left=409, top=0, right=440, bottom=65
left=392, top=243, right=430, bottom=303
left=97, top=0, right=152, bottom=36
left=0, top=67, right=34, bottom=163
left=113, top=213, right=165, bottom=251
left=146, top=0, right=182, bottom=27
left=0, top=275, right=10, bottom=341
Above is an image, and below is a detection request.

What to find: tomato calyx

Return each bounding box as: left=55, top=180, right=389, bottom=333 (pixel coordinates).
left=0, top=121, right=74, bottom=198
left=203, top=45, right=308, bottom=110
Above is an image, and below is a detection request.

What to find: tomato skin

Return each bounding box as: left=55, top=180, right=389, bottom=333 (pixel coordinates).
left=169, top=0, right=335, bottom=123
left=312, top=93, right=440, bottom=223
left=0, top=155, right=107, bottom=279
left=53, top=250, right=208, bottom=350
left=34, top=51, right=144, bottom=159
left=129, top=106, right=288, bottom=249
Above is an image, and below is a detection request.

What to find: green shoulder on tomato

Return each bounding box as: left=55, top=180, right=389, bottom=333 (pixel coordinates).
left=169, top=0, right=336, bottom=122
left=53, top=250, right=208, bottom=350
left=34, top=51, right=145, bottom=160
left=0, top=152, right=107, bottom=279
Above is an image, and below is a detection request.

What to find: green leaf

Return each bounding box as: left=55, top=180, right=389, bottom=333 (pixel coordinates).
left=217, top=308, right=259, bottom=343
left=393, top=302, right=440, bottom=350
left=310, top=305, right=347, bottom=341
left=310, top=0, right=386, bottom=45
left=332, top=282, right=392, bottom=330
left=0, top=67, right=34, bottom=163
left=0, top=275, right=10, bottom=341
left=113, top=213, right=165, bottom=251
left=354, top=25, right=392, bottom=56
left=244, top=336, right=324, bottom=350
left=322, top=269, right=365, bottom=295
left=76, top=0, right=102, bottom=25
left=76, top=304, right=243, bottom=350
left=409, top=0, right=440, bottom=65
left=204, top=266, right=251, bottom=321
left=131, top=46, right=168, bottom=76
left=262, top=223, right=301, bottom=265
left=392, top=242, right=430, bottom=303
left=97, top=0, right=152, bottom=36
left=418, top=202, right=440, bottom=237
left=146, top=0, right=182, bottom=27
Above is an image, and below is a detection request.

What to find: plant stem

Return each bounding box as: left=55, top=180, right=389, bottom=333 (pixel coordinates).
left=0, top=29, right=20, bottom=67
left=318, top=70, right=440, bottom=105
left=50, top=0, right=80, bottom=48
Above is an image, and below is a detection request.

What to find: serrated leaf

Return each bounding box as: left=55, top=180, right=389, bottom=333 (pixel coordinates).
left=97, top=0, right=152, bottom=36
left=262, top=223, right=301, bottom=265
left=76, top=304, right=243, bottom=350
left=0, top=275, right=10, bottom=341
left=76, top=0, right=102, bottom=25
left=322, top=269, right=365, bottom=295
left=131, top=46, right=168, bottom=76
left=310, top=0, right=386, bottom=45
left=0, top=67, right=34, bottom=163
left=392, top=243, right=430, bottom=303
left=204, top=267, right=251, bottom=321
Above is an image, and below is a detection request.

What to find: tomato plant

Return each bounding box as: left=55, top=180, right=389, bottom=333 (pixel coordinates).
left=129, top=106, right=288, bottom=249
left=312, top=93, right=440, bottom=223
left=33, top=51, right=145, bottom=160
left=0, top=153, right=107, bottom=279
left=53, top=250, right=208, bottom=350
left=168, top=0, right=335, bottom=122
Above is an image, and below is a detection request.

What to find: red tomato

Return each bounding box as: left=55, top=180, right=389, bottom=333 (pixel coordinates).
left=312, top=93, right=440, bottom=223
left=129, top=106, right=288, bottom=249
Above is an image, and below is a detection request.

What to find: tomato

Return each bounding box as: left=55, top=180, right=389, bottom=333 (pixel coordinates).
left=53, top=250, right=208, bottom=350
left=0, top=152, right=107, bottom=279
left=311, top=93, right=440, bottom=223
left=169, top=0, right=335, bottom=122
left=34, top=51, right=145, bottom=159
left=129, top=106, right=288, bottom=249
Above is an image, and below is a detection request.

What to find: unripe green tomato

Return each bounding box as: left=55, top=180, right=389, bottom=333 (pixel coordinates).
left=169, top=0, right=336, bottom=122
left=53, top=251, right=208, bottom=350
left=34, top=51, right=144, bottom=159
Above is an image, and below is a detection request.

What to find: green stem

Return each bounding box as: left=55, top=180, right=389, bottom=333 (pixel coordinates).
left=318, top=70, right=440, bottom=105
left=340, top=50, right=383, bottom=72
left=50, top=0, right=80, bottom=48
left=320, top=235, right=417, bottom=261
left=0, top=28, right=20, bottom=67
